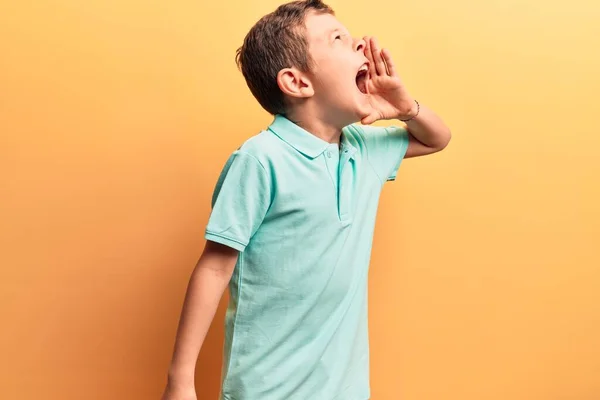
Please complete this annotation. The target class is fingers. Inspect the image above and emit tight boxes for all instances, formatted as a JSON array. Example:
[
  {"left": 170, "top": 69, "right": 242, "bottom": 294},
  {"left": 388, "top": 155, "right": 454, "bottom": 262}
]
[
  {"left": 370, "top": 37, "right": 387, "bottom": 76},
  {"left": 361, "top": 111, "right": 380, "bottom": 125},
  {"left": 381, "top": 48, "right": 396, "bottom": 77},
  {"left": 363, "top": 37, "right": 395, "bottom": 77},
  {"left": 361, "top": 114, "right": 375, "bottom": 125},
  {"left": 363, "top": 36, "right": 377, "bottom": 77}
]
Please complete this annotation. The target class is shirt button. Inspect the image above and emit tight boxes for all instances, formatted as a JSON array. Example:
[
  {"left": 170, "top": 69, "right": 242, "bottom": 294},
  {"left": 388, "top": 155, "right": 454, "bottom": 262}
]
[{"left": 326, "top": 151, "right": 332, "bottom": 158}]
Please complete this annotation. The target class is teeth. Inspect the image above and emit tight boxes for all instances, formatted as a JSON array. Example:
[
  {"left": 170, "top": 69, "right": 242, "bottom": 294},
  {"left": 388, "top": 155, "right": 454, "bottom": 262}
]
[{"left": 359, "top": 64, "right": 368, "bottom": 72}]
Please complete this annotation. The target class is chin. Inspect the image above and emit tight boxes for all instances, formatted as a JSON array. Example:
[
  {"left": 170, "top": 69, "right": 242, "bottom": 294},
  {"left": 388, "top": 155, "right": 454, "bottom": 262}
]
[
  {"left": 339, "top": 109, "right": 368, "bottom": 127},
  {"left": 342, "top": 105, "right": 368, "bottom": 126}
]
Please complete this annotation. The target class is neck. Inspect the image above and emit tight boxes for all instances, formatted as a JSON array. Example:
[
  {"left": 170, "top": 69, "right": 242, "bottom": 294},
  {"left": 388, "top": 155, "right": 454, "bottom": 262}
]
[{"left": 285, "top": 104, "right": 347, "bottom": 144}]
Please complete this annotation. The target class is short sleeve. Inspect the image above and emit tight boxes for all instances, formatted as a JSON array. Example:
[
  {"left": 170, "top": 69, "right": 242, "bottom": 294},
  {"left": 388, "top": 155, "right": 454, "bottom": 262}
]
[
  {"left": 205, "top": 151, "right": 271, "bottom": 252},
  {"left": 357, "top": 124, "right": 410, "bottom": 182}
]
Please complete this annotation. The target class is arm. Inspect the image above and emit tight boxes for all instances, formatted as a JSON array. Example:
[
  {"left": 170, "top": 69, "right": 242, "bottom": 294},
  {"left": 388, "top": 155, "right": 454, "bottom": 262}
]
[
  {"left": 163, "top": 240, "right": 238, "bottom": 396},
  {"left": 401, "top": 102, "right": 452, "bottom": 158},
  {"left": 163, "top": 150, "right": 270, "bottom": 399}
]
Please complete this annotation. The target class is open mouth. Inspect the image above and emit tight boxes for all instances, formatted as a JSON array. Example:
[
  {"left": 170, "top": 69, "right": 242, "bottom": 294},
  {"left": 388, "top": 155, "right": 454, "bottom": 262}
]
[{"left": 355, "top": 63, "right": 369, "bottom": 94}]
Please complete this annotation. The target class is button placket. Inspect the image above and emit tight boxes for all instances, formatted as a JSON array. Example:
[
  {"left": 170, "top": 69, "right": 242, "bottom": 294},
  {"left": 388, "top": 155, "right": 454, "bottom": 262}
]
[
  {"left": 324, "top": 145, "right": 340, "bottom": 193},
  {"left": 337, "top": 147, "right": 356, "bottom": 222}
]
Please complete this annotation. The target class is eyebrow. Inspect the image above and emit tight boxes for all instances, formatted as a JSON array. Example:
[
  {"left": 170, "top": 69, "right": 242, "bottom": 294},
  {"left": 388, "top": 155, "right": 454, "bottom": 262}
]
[{"left": 328, "top": 28, "right": 339, "bottom": 37}]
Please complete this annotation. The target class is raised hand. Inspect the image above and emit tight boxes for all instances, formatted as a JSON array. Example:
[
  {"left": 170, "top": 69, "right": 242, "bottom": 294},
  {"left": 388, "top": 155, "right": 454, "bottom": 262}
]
[{"left": 362, "top": 36, "right": 416, "bottom": 125}]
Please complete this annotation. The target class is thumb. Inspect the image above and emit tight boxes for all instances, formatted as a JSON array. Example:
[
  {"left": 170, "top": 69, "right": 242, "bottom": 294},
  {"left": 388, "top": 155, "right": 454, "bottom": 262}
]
[{"left": 361, "top": 112, "right": 378, "bottom": 125}]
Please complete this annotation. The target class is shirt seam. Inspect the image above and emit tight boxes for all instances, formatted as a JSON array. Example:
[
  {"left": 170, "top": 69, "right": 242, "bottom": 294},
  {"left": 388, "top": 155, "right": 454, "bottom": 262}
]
[
  {"left": 234, "top": 149, "right": 275, "bottom": 208},
  {"left": 234, "top": 150, "right": 269, "bottom": 174},
  {"left": 222, "top": 252, "right": 245, "bottom": 391}
]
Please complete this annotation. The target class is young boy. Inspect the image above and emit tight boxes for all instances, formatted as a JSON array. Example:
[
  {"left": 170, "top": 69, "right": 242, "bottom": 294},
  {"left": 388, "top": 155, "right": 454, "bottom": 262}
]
[{"left": 162, "top": 1, "right": 451, "bottom": 399}]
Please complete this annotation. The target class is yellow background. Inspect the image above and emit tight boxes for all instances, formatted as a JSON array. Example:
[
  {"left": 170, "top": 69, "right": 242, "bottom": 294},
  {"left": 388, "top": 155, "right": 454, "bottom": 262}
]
[{"left": 1, "top": 0, "right": 599, "bottom": 399}]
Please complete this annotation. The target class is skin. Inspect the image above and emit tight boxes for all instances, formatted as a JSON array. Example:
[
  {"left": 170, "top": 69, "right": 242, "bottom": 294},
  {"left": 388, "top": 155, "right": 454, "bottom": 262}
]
[
  {"left": 278, "top": 12, "right": 452, "bottom": 157},
  {"left": 162, "top": 241, "right": 237, "bottom": 400},
  {"left": 162, "top": 10, "right": 452, "bottom": 400}
]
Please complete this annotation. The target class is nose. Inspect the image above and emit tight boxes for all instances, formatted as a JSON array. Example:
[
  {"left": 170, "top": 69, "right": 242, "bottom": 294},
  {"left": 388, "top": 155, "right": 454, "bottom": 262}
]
[{"left": 354, "top": 37, "right": 366, "bottom": 53}]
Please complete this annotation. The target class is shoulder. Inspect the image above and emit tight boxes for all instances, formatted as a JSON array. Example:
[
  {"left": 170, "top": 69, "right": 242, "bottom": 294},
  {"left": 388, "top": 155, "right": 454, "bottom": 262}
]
[
  {"left": 344, "top": 123, "right": 409, "bottom": 149},
  {"left": 343, "top": 123, "right": 402, "bottom": 152},
  {"left": 235, "top": 130, "right": 280, "bottom": 163},
  {"left": 217, "top": 130, "right": 284, "bottom": 179},
  {"left": 344, "top": 123, "right": 407, "bottom": 138},
  {"left": 211, "top": 131, "right": 276, "bottom": 199}
]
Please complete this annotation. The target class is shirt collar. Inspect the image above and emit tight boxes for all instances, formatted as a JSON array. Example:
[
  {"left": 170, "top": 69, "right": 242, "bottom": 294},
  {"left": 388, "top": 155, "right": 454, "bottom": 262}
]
[{"left": 268, "top": 115, "right": 332, "bottom": 159}]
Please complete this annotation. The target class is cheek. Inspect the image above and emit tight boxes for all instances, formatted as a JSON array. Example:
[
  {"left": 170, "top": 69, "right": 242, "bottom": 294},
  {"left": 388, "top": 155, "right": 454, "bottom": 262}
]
[
  {"left": 311, "top": 58, "right": 354, "bottom": 97},
  {"left": 314, "top": 68, "right": 340, "bottom": 91},
  {"left": 320, "top": 67, "right": 350, "bottom": 90},
  {"left": 313, "top": 55, "right": 345, "bottom": 83}
]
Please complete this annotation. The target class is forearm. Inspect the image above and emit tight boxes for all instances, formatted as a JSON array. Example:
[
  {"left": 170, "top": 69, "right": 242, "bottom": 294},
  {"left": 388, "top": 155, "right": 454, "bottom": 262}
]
[
  {"left": 167, "top": 257, "right": 233, "bottom": 385},
  {"left": 401, "top": 102, "right": 451, "bottom": 150}
]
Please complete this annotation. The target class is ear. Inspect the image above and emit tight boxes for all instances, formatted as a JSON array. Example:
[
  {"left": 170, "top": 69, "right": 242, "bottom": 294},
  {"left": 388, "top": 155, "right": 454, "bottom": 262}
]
[{"left": 277, "top": 68, "right": 314, "bottom": 99}]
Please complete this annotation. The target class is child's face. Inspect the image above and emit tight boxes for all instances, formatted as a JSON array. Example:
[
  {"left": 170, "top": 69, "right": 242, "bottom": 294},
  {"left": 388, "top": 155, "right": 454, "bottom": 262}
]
[{"left": 304, "top": 12, "right": 371, "bottom": 125}]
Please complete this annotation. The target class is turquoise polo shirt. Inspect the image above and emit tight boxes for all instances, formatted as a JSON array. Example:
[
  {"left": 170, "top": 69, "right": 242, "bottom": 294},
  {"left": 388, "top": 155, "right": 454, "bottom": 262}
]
[{"left": 205, "top": 115, "right": 409, "bottom": 400}]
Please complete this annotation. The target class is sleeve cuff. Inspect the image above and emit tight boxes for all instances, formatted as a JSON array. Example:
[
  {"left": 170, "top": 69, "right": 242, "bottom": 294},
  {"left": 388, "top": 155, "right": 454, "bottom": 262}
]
[
  {"left": 387, "top": 160, "right": 402, "bottom": 181},
  {"left": 205, "top": 231, "right": 247, "bottom": 252}
]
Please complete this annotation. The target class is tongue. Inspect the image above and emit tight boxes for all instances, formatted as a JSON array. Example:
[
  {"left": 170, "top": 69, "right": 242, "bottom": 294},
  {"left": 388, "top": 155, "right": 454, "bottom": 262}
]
[{"left": 356, "top": 73, "right": 368, "bottom": 94}]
